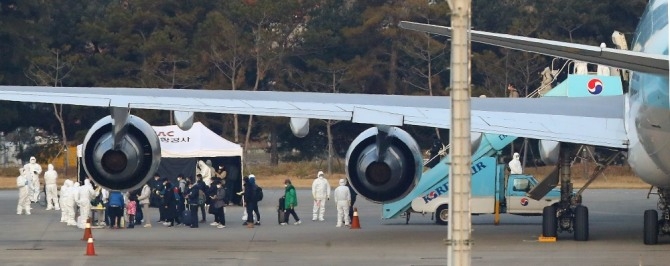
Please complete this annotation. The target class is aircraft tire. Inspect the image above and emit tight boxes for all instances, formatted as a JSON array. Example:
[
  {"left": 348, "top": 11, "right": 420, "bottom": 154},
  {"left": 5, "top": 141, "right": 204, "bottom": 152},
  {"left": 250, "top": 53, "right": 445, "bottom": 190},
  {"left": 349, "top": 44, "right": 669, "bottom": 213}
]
[
  {"left": 574, "top": 205, "right": 589, "bottom": 241},
  {"left": 542, "top": 205, "right": 557, "bottom": 237},
  {"left": 436, "top": 205, "right": 448, "bottom": 225},
  {"left": 643, "top": 209, "right": 659, "bottom": 245}
]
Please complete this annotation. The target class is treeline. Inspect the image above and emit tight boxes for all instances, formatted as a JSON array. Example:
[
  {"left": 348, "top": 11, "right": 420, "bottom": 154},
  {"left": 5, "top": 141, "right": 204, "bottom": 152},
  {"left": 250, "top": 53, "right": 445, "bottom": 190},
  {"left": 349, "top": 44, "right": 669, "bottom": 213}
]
[{"left": 0, "top": 0, "right": 646, "bottom": 161}]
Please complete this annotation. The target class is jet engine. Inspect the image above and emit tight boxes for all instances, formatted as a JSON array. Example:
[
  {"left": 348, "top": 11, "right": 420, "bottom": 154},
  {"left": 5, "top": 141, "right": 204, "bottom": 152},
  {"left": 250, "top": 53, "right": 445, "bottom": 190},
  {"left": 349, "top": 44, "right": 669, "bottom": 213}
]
[
  {"left": 346, "top": 126, "right": 423, "bottom": 203},
  {"left": 82, "top": 115, "right": 161, "bottom": 191}
]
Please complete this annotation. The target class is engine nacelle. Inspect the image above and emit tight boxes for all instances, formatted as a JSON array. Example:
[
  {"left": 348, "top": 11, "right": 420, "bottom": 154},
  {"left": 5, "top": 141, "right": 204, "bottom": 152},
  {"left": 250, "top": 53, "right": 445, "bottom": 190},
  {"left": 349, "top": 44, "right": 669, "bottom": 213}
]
[
  {"left": 346, "top": 127, "right": 423, "bottom": 203},
  {"left": 82, "top": 115, "right": 161, "bottom": 191},
  {"left": 290, "top": 117, "right": 309, "bottom": 138}
]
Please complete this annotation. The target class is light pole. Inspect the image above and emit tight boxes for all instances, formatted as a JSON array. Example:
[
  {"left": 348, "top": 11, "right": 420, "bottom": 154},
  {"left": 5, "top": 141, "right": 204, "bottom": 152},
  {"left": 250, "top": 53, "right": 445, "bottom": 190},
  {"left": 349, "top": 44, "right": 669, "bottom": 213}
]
[{"left": 446, "top": 0, "right": 472, "bottom": 266}]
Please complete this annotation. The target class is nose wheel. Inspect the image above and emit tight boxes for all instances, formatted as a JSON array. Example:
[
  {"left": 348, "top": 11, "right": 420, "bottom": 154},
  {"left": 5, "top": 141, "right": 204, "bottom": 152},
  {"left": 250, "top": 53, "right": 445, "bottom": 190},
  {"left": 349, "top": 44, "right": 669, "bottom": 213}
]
[{"left": 644, "top": 187, "right": 670, "bottom": 245}]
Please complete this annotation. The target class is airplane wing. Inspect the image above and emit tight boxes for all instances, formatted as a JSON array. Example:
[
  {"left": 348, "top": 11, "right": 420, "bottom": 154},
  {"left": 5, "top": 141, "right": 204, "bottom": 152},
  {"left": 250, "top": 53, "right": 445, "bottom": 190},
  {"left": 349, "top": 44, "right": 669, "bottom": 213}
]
[
  {"left": 398, "top": 21, "right": 669, "bottom": 75},
  {"left": 0, "top": 85, "right": 628, "bottom": 148}
]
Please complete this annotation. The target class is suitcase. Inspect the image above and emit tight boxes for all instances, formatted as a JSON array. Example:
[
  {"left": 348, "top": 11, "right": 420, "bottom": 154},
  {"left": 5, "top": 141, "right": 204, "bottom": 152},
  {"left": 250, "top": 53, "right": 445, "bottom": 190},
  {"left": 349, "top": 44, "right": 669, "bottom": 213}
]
[
  {"left": 181, "top": 205, "right": 193, "bottom": 226},
  {"left": 277, "top": 196, "right": 286, "bottom": 224}
]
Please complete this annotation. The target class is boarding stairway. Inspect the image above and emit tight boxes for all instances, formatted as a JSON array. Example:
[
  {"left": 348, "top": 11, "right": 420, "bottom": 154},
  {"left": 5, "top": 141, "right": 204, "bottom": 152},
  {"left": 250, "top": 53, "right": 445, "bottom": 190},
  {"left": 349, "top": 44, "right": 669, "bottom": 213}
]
[{"left": 380, "top": 62, "right": 624, "bottom": 220}]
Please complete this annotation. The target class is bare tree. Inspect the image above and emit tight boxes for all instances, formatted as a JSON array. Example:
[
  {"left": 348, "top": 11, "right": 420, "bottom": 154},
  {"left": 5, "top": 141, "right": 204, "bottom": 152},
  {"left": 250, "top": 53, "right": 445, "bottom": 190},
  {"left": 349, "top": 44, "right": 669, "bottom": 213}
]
[
  {"left": 198, "top": 11, "right": 250, "bottom": 143},
  {"left": 25, "top": 48, "right": 74, "bottom": 175},
  {"left": 241, "top": 1, "right": 305, "bottom": 156}
]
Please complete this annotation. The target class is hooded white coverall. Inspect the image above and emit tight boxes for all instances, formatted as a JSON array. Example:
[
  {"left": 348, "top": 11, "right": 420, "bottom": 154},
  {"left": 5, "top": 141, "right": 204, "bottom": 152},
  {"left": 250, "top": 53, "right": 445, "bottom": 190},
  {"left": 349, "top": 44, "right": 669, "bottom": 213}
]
[
  {"left": 311, "top": 171, "right": 331, "bottom": 221},
  {"left": 77, "top": 179, "right": 96, "bottom": 229},
  {"left": 206, "top": 159, "right": 216, "bottom": 179},
  {"left": 66, "top": 182, "right": 79, "bottom": 226},
  {"left": 60, "top": 180, "right": 72, "bottom": 222},
  {"left": 27, "top": 156, "right": 42, "bottom": 202},
  {"left": 197, "top": 160, "right": 212, "bottom": 186},
  {"left": 509, "top": 152, "right": 523, "bottom": 174},
  {"left": 16, "top": 166, "right": 31, "bottom": 215},
  {"left": 333, "top": 179, "right": 351, "bottom": 227},
  {"left": 44, "top": 164, "right": 60, "bottom": 210}
]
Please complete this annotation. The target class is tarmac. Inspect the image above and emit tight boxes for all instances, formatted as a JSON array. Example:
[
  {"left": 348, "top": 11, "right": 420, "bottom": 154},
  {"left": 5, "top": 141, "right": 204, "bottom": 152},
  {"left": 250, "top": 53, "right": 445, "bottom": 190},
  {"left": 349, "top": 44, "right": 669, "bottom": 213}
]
[{"left": 0, "top": 188, "right": 668, "bottom": 266}]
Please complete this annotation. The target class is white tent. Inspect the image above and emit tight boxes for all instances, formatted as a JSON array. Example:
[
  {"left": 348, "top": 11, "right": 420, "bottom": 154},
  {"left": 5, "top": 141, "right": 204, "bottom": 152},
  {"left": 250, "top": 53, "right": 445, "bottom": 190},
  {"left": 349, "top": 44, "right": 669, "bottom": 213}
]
[{"left": 154, "top": 122, "right": 243, "bottom": 158}]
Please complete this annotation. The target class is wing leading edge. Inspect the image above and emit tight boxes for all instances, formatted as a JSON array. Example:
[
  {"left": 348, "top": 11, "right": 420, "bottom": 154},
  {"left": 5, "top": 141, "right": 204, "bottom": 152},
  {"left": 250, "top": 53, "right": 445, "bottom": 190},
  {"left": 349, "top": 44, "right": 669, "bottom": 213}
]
[
  {"left": 398, "top": 21, "right": 669, "bottom": 75},
  {"left": 0, "top": 85, "right": 628, "bottom": 148}
]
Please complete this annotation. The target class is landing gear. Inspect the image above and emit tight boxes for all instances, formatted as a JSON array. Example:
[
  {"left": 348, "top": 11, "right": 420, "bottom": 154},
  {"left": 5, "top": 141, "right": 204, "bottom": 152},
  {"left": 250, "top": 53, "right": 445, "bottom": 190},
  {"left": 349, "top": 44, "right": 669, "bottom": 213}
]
[
  {"left": 643, "top": 187, "right": 670, "bottom": 245},
  {"left": 542, "top": 205, "right": 557, "bottom": 237},
  {"left": 643, "top": 209, "right": 658, "bottom": 245},
  {"left": 573, "top": 205, "right": 589, "bottom": 241},
  {"left": 540, "top": 148, "right": 587, "bottom": 240}
]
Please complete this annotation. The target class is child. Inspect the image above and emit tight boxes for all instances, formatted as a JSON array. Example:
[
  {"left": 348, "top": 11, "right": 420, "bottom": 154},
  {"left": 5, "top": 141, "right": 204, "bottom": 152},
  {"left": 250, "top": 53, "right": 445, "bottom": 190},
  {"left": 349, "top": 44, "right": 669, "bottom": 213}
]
[{"left": 127, "top": 194, "right": 137, "bottom": 229}]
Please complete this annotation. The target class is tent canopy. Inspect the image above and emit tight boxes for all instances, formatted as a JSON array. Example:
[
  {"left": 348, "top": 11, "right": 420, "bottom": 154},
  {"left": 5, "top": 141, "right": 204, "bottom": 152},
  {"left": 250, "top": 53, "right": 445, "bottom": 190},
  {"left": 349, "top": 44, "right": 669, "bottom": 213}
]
[{"left": 153, "top": 122, "right": 243, "bottom": 158}]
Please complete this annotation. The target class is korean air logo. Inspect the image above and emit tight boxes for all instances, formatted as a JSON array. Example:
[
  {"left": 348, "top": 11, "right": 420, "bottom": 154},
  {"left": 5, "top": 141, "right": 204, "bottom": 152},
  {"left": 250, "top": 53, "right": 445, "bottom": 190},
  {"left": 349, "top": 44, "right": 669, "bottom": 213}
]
[
  {"left": 587, "top": 78, "right": 603, "bottom": 95},
  {"left": 520, "top": 198, "right": 529, "bottom": 206}
]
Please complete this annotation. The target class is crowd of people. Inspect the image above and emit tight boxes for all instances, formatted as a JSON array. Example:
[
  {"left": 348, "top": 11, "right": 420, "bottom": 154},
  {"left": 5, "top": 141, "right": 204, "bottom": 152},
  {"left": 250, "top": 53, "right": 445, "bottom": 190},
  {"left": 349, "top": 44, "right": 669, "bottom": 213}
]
[{"left": 16, "top": 157, "right": 360, "bottom": 230}]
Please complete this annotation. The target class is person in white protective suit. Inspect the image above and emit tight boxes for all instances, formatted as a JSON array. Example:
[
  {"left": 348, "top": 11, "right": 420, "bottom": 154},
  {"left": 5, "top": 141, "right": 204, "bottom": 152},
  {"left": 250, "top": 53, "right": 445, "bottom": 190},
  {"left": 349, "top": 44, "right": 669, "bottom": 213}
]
[
  {"left": 197, "top": 160, "right": 212, "bottom": 187},
  {"left": 16, "top": 166, "right": 32, "bottom": 215},
  {"left": 27, "top": 156, "right": 43, "bottom": 203},
  {"left": 59, "top": 179, "right": 72, "bottom": 222},
  {"left": 311, "top": 171, "right": 331, "bottom": 221},
  {"left": 77, "top": 179, "right": 97, "bottom": 229},
  {"left": 44, "top": 164, "right": 60, "bottom": 210},
  {"left": 206, "top": 159, "right": 216, "bottom": 178},
  {"left": 509, "top": 152, "right": 523, "bottom": 174},
  {"left": 574, "top": 61, "right": 588, "bottom": 75},
  {"left": 66, "top": 182, "right": 80, "bottom": 226},
  {"left": 333, "top": 179, "right": 351, "bottom": 227}
]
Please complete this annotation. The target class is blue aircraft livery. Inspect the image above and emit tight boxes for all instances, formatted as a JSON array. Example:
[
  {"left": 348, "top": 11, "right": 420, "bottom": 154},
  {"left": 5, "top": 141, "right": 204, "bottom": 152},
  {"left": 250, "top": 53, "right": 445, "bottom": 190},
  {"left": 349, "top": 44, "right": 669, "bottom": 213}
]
[{"left": 421, "top": 160, "right": 489, "bottom": 204}]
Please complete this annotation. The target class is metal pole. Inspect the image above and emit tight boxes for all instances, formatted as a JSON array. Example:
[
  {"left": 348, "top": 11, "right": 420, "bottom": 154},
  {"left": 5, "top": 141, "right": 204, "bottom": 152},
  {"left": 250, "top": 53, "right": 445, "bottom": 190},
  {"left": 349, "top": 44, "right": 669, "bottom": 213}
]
[{"left": 447, "top": 0, "right": 472, "bottom": 266}]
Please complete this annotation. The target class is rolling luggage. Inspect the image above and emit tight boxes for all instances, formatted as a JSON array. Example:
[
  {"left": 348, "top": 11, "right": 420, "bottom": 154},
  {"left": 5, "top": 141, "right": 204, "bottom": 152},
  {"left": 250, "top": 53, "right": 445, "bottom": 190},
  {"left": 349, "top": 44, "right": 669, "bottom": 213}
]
[
  {"left": 277, "top": 196, "right": 285, "bottom": 224},
  {"left": 181, "top": 204, "right": 193, "bottom": 226}
]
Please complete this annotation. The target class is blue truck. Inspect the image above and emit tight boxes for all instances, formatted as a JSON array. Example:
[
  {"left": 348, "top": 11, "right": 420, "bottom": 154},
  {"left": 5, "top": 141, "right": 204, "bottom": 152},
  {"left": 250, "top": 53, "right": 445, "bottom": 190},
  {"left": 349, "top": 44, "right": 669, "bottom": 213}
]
[{"left": 407, "top": 156, "right": 561, "bottom": 225}]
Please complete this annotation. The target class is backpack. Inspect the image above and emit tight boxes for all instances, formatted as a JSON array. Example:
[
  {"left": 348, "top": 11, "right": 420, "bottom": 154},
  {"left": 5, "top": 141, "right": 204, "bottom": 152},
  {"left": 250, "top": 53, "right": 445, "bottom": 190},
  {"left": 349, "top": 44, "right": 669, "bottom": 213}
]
[
  {"left": 255, "top": 186, "right": 264, "bottom": 202},
  {"left": 198, "top": 189, "right": 206, "bottom": 205}
]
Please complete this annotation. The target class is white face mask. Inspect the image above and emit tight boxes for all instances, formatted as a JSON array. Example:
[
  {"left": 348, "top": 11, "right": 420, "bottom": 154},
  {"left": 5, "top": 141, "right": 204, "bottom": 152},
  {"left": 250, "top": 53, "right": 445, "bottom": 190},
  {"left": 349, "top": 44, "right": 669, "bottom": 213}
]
[{"left": 284, "top": 184, "right": 288, "bottom": 187}]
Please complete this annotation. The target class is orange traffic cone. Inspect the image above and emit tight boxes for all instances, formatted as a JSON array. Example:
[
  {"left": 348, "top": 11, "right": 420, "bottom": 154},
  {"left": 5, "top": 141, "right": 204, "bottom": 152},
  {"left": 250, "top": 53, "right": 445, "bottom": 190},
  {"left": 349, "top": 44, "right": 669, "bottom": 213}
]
[
  {"left": 82, "top": 218, "right": 93, "bottom": 241},
  {"left": 350, "top": 208, "right": 361, "bottom": 229},
  {"left": 85, "top": 237, "right": 96, "bottom": 256}
]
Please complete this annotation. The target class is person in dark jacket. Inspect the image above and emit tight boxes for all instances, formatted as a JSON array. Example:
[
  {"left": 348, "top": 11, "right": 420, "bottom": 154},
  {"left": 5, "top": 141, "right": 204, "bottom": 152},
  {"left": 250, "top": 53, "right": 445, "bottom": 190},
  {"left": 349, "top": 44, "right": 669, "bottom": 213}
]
[
  {"left": 149, "top": 174, "right": 163, "bottom": 209},
  {"left": 161, "top": 182, "right": 177, "bottom": 227},
  {"left": 242, "top": 175, "right": 257, "bottom": 227},
  {"left": 195, "top": 175, "right": 207, "bottom": 223},
  {"left": 186, "top": 182, "right": 199, "bottom": 228},
  {"left": 225, "top": 164, "right": 241, "bottom": 205},
  {"left": 427, "top": 135, "right": 442, "bottom": 168},
  {"left": 281, "top": 179, "right": 301, "bottom": 225},
  {"left": 212, "top": 182, "right": 226, "bottom": 228},
  {"left": 173, "top": 186, "right": 184, "bottom": 225}
]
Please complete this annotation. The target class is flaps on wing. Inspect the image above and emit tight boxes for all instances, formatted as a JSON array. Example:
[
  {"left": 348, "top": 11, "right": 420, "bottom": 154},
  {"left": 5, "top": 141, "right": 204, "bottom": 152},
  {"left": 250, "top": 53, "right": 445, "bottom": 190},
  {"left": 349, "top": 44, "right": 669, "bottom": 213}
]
[{"left": 399, "top": 21, "right": 669, "bottom": 75}]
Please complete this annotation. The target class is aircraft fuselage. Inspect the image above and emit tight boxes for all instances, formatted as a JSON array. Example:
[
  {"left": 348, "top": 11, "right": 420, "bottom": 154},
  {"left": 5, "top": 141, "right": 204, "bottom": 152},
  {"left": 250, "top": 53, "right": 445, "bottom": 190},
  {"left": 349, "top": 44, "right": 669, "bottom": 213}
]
[{"left": 626, "top": 0, "right": 670, "bottom": 187}]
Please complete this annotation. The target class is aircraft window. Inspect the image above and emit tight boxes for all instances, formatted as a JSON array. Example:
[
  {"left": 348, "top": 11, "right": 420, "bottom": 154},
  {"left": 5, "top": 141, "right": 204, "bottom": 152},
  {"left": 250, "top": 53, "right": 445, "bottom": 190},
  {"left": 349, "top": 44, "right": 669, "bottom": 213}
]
[{"left": 512, "top": 179, "right": 530, "bottom": 192}]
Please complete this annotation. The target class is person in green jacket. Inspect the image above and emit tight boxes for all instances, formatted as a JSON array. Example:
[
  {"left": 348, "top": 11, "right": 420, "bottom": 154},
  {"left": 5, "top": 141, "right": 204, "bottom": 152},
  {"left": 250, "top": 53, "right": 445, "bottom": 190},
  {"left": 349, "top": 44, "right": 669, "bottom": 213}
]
[{"left": 281, "top": 179, "right": 302, "bottom": 225}]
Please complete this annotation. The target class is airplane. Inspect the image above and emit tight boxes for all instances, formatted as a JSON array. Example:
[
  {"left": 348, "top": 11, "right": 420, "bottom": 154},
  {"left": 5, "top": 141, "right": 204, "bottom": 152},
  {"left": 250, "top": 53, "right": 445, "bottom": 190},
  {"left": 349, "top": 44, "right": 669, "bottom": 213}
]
[
  {"left": 399, "top": 0, "right": 669, "bottom": 244},
  {"left": 0, "top": 0, "right": 665, "bottom": 244}
]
